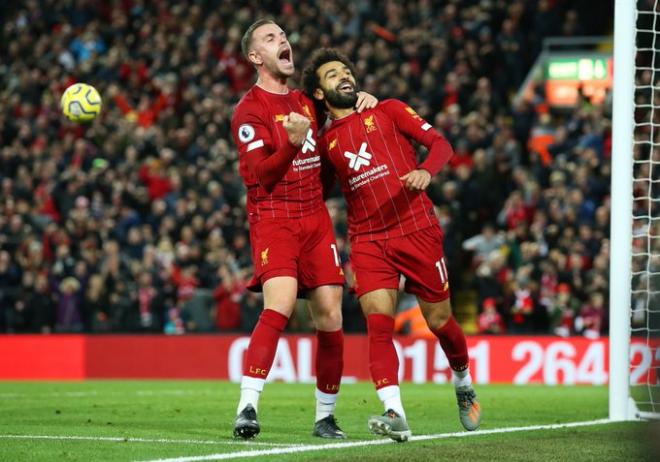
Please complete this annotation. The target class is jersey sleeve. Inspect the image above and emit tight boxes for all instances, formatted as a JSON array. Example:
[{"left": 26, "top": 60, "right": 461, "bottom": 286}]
[
  {"left": 231, "top": 102, "right": 298, "bottom": 192},
  {"left": 380, "top": 99, "right": 454, "bottom": 176},
  {"left": 318, "top": 141, "right": 337, "bottom": 200}
]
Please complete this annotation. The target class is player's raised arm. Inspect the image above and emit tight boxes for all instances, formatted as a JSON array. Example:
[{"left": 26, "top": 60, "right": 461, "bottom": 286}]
[
  {"left": 381, "top": 99, "right": 454, "bottom": 188},
  {"left": 231, "top": 109, "right": 306, "bottom": 193}
]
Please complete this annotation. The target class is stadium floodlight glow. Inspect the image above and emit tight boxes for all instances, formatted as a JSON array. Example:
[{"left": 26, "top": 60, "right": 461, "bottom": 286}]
[{"left": 611, "top": 0, "right": 660, "bottom": 421}]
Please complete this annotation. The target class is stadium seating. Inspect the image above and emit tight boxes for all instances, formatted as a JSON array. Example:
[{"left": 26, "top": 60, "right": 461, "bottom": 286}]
[{"left": 0, "top": 1, "right": 613, "bottom": 336}]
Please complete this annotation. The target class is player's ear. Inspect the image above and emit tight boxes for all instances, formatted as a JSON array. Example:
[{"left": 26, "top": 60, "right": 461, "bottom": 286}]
[
  {"left": 313, "top": 88, "right": 324, "bottom": 101},
  {"left": 248, "top": 50, "right": 263, "bottom": 66}
]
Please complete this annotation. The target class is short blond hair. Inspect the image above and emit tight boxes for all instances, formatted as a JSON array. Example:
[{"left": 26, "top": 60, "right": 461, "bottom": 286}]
[{"left": 241, "top": 18, "right": 276, "bottom": 59}]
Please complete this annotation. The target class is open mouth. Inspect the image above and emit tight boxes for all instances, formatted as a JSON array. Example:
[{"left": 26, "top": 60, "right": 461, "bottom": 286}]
[
  {"left": 338, "top": 80, "right": 354, "bottom": 93},
  {"left": 278, "top": 48, "right": 292, "bottom": 64}
]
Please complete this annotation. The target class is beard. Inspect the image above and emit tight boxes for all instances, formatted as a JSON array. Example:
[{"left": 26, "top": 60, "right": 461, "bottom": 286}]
[{"left": 325, "top": 84, "right": 359, "bottom": 109}]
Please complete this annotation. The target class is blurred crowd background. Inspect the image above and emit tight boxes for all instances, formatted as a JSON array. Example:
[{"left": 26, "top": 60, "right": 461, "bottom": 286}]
[{"left": 0, "top": 0, "right": 623, "bottom": 337}]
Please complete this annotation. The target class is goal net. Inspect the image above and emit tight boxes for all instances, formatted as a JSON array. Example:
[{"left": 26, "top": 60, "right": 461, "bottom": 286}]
[{"left": 611, "top": 0, "right": 660, "bottom": 421}]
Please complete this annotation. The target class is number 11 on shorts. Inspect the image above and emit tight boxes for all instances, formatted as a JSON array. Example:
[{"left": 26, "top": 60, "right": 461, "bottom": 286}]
[{"left": 435, "top": 258, "right": 448, "bottom": 285}]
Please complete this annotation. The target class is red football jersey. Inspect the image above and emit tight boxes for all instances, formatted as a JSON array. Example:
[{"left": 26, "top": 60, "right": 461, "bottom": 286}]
[
  {"left": 231, "top": 86, "right": 324, "bottom": 221},
  {"left": 320, "top": 99, "right": 454, "bottom": 242}
]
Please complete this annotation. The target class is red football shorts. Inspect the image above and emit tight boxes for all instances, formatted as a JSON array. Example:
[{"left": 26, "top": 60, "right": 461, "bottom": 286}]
[
  {"left": 248, "top": 208, "right": 345, "bottom": 292},
  {"left": 350, "top": 224, "right": 450, "bottom": 302}
]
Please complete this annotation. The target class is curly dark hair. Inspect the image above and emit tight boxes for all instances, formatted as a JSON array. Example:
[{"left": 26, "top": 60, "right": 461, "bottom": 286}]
[{"left": 302, "top": 48, "right": 357, "bottom": 99}]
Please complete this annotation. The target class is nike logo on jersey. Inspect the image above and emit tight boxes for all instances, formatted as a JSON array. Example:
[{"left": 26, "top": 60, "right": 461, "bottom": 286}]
[{"left": 344, "top": 142, "right": 372, "bottom": 171}]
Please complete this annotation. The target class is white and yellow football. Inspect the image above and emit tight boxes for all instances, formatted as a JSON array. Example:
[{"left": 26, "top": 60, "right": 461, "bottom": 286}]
[{"left": 60, "top": 83, "right": 102, "bottom": 122}]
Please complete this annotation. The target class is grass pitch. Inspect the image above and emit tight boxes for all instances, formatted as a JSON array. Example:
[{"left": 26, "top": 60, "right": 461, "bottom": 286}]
[{"left": 0, "top": 381, "right": 652, "bottom": 461}]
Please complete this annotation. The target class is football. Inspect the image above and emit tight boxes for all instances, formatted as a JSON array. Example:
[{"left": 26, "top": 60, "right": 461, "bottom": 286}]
[{"left": 60, "top": 83, "right": 102, "bottom": 122}]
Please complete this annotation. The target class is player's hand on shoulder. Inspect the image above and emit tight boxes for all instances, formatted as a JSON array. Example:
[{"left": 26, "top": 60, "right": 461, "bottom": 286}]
[
  {"left": 355, "top": 92, "right": 378, "bottom": 113},
  {"left": 283, "top": 111, "right": 311, "bottom": 146},
  {"left": 400, "top": 169, "right": 432, "bottom": 191}
]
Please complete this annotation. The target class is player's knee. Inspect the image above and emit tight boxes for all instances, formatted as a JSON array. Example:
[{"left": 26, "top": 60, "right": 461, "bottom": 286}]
[
  {"left": 421, "top": 299, "right": 452, "bottom": 330},
  {"left": 314, "top": 306, "right": 343, "bottom": 331},
  {"left": 263, "top": 293, "right": 297, "bottom": 316},
  {"left": 360, "top": 303, "right": 391, "bottom": 316},
  {"left": 430, "top": 310, "right": 451, "bottom": 330},
  {"left": 263, "top": 277, "right": 298, "bottom": 314}
]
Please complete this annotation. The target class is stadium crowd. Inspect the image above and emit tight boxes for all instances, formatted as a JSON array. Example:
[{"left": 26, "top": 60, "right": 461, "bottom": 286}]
[{"left": 0, "top": 0, "right": 617, "bottom": 336}]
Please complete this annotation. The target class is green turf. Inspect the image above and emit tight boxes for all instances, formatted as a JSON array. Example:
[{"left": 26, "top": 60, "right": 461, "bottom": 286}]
[
  {"left": 631, "top": 385, "right": 660, "bottom": 414},
  {"left": 0, "top": 381, "right": 652, "bottom": 461}
]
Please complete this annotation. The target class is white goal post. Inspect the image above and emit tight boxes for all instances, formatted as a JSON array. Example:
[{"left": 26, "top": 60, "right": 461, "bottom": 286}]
[
  {"left": 610, "top": 0, "right": 660, "bottom": 421},
  {"left": 610, "top": 0, "right": 635, "bottom": 422}
]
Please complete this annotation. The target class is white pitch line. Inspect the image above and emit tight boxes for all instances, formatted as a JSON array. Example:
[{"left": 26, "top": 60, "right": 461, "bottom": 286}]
[
  {"left": 0, "top": 434, "right": 296, "bottom": 447},
  {"left": 0, "top": 390, "right": 222, "bottom": 400},
  {"left": 137, "top": 418, "right": 617, "bottom": 462}
]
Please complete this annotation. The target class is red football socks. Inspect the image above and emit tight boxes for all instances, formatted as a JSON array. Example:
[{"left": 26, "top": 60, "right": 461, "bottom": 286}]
[
  {"left": 243, "top": 309, "right": 289, "bottom": 379},
  {"left": 433, "top": 316, "right": 469, "bottom": 371},
  {"left": 367, "top": 313, "right": 399, "bottom": 389},
  {"left": 316, "top": 329, "right": 344, "bottom": 394}
]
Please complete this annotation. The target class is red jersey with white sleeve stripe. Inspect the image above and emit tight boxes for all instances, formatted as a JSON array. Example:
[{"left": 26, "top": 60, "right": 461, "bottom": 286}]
[
  {"left": 231, "top": 85, "right": 324, "bottom": 222},
  {"left": 319, "top": 99, "right": 454, "bottom": 243}
]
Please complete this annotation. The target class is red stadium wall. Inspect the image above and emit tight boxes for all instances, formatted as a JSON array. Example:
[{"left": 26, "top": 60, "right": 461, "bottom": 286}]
[{"left": 0, "top": 335, "right": 657, "bottom": 385}]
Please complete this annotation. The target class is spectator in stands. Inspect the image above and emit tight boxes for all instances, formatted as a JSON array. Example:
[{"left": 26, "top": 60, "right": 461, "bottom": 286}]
[
  {"left": 213, "top": 265, "right": 244, "bottom": 331},
  {"left": 81, "top": 273, "right": 111, "bottom": 332},
  {"left": 0, "top": 0, "right": 615, "bottom": 335},
  {"left": 549, "top": 283, "right": 579, "bottom": 337},
  {"left": 164, "top": 308, "right": 185, "bottom": 335},
  {"left": 575, "top": 292, "right": 606, "bottom": 339},
  {"left": 54, "top": 276, "right": 82, "bottom": 332},
  {"left": 182, "top": 289, "right": 215, "bottom": 332},
  {"left": 477, "top": 298, "right": 505, "bottom": 335},
  {"left": 462, "top": 223, "right": 505, "bottom": 267}
]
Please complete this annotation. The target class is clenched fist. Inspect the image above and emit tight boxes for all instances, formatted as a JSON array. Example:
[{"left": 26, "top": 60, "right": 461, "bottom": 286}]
[{"left": 283, "top": 112, "right": 311, "bottom": 146}]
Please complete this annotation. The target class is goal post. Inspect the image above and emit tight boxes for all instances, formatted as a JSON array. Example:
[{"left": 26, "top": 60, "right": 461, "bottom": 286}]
[
  {"left": 612, "top": 0, "right": 660, "bottom": 422},
  {"left": 609, "top": 0, "right": 635, "bottom": 422}
]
